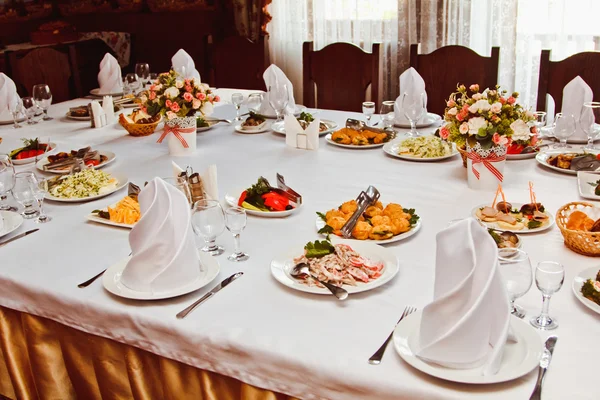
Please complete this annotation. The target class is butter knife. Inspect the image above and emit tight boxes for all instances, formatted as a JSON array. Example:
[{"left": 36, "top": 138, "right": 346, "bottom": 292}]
[
  {"left": 0, "top": 229, "right": 39, "bottom": 247},
  {"left": 529, "top": 336, "right": 558, "bottom": 400},
  {"left": 176, "top": 272, "right": 243, "bottom": 319}
]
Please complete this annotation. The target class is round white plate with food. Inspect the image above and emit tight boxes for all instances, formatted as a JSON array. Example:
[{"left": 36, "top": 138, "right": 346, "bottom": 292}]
[
  {"left": 103, "top": 252, "right": 220, "bottom": 300},
  {"left": 225, "top": 189, "right": 300, "bottom": 218},
  {"left": 535, "top": 150, "right": 600, "bottom": 175},
  {"left": 36, "top": 151, "right": 116, "bottom": 174},
  {"left": 383, "top": 140, "right": 458, "bottom": 161},
  {"left": 65, "top": 113, "right": 90, "bottom": 121},
  {"left": 262, "top": 105, "right": 306, "bottom": 119},
  {"left": 394, "top": 113, "right": 442, "bottom": 128},
  {"left": 10, "top": 142, "right": 57, "bottom": 165},
  {"left": 234, "top": 123, "right": 270, "bottom": 134},
  {"left": 315, "top": 216, "right": 421, "bottom": 244},
  {"left": 0, "top": 211, "right": 24, "bottom": 238},
  {"left": 471, "top": 203, "right": 554, "bottom": 233},
  {"left": 393, "top": 311, "right": 541, "bottom": 384},
  {"left": 45, "top": 172, "right": 128, "bottom": 203},
  {"left": 90, "top": 88, "right": 123, "bottom": 97},
  {"left": 572, "top": 267, "right": 600, "bottom": 315},
  {"left": 196, "top": 117, "right": 223, "bottom": 132},
  {"left": 271, "top": 238, "right": 399, "bottom": 295},
  {"left": 272, "top": 119, "right": 338, "bottom": 136},
  {"left": 325, "top": 133, "right": 389, "bottom": 149},
  {"left": 506, "top": 152, "right": 538, "bottom": 160},
  {"left": 0, "top": 116, "right": 25, "bottom": 125}
]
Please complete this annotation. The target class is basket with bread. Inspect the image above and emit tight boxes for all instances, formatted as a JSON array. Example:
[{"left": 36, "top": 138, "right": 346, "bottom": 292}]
[
  {"left": 556, "top": 201, "right": 600, "bottom": 256},
  {"left": 119, "top": 109, "right": 161, "bottom": 137}
]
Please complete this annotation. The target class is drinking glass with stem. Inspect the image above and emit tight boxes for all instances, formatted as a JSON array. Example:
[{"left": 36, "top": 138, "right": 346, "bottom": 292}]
[
  {"left": 401, "top": 92, "right": 426, "bottom": 137},
  {"left": 268, "top": 84, "right": 289, "bottom": 122},
  {"left": 224, "top": 206, "right": 249, "bottom": 262},
  {"left": 498, "top": 248, "right": 533, "bottom": 319},
  {"left": 124, "top": 73, "right": 140, "bottom": 96},
  {"left": 0, "top": 154, "right": 16, "bottom": 211},
  {"left": 246, "top": 93, "right": 263, "bottom": 114},
  {"left": 232, "top": 93, "right": 244, "bottom": 122},
  {"left": 191, "top": 199, "right": 225, "bottom": 256},
  {"left": 580, "top": 102, "right": 600, "bottom": 150},
  {"left": 362, "top": 101, "right": 375, "bottom": 126},
  {"left": 33, "top": 176, "right": 51, "bottom": 223},
  {"left": 379, "top": 100, "right": 395, "bottom": 129},
  {"left": 553, "top": 113, "right": 576, "bottom": 148},
  {"left": 32, "top": 84, "right": 52, "bottom": 120},
  {"left": 532, "top": 111, "right": 546, "bottom": 138},
  {"left": 135, "top": 63, "right": 150, "bottom": 88},
  {"left": 21, "top": 96, "right": 38, "bottom": 125},
  {"left": 530, "top": 261, "right": 564, "bottom": 330},
  {"left": 12, "top": 172, "right": 40, "bottom": 219},
  {"left": 8, "top": 97, "right": 23, "bottom": 129}
]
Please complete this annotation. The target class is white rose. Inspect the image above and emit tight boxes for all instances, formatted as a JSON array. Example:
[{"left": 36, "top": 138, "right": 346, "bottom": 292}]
[
  {"left": 472, "top": 93, "right": 483, "bottom": 101},
  {"left": 175, "top": 80, "right": 184, "bottom": 89},
  {"left": 447, "top": 107, "right": 458, "bottom": 116},
  {"left": 490, "top": 102, "right": 502, "bottom": 114},
  {"left": 164, "top": 87, "right": 179, "bottom": 99},
  {"left": 139, "top": 94, "right": 148, "bottom": 104},
  {"left": 459, "top": 122, "right": 469, "bottom": 134},
  {"left": 481, "top": 91, "right": 488, "bottom": 99},
  {"left": 154, "top": 84, "right": 163, "bottom": 91},
  {"left": 510, "top": 119, "right": 532, "bottom": 141},
  {"left": 192, "top": 98, "right": 201, "bottom": 109},
  {"left": 468, "top": 99, "right": 492, "bottom": 114},
  {"left": 201, "top": 83, "right": 210, "bottom": 92},
  {"left": 166, "top": 111, "right": 177, "bottom": 120},
  {"left": 468, "top": 116, "right": 488, "bottom": 136},
  {"left": 200, "top": 101, "right": 214, "bottom": 116}
]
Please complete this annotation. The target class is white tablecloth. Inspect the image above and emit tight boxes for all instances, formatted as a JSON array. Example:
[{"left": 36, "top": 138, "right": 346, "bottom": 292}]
[{"left": 0, "top": 100, "right": 597, "bottom": 400}]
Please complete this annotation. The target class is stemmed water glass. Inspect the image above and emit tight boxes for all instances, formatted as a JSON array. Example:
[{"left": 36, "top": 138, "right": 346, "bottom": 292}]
[
  {"left": 22, "top": 96, "right": 38, "bottom": 125},
  {"left": 224, "top": 206, "right": 249, "bottom": 262},
  {"left": 191, "top": 199, "right": 225, "bottom": 256},
  {"left": 0, "top": 154, "right": 16, "bottom": 212},
  {"left": 247, "top": 93, "right": 263, "bottom": 114},
  {"left": 32, "top": 84, "right": 52, "bottom": 121},
  {"left": 580, "top": 102, "right": 600, "bottom": 150},
  {"left": 401, "top": 92, "right": 426, "bottom": 137},
  {"left": 135, "top": 63, "right": 150, "bottom": 88},
  {"left": 553, "top": 113, "right": 575, "bottom": 148},
  {"left": 12, "top": 172, "right": 40, "bottom": 219},
  {"left": 8, "top": 97, "right": 23, "bottom": 129},
  {"left": 268, "top": 84, "right": 289, "bottom": 122},
  {"left": 124, "top": 73, "right": 140, "bottom": 96},
  {"left": 232, "top": 93, "right": 244, "bottom": 121},
  {"left": 148, "top": 72, "right": 159, "bottom": 84},
  {"left": 498, "top": 249, "right": 533, "bottom": 319},
  {"left": 530, "top": 261, "right": 565, "bottom": 330},
  {"left": 362, "top": 101, "right": 375, "bottom": 126},
  {"left": 379, "top": 100, "right": 395, "bottom": 128},
  {"left": 34, "top": 177, "right": 51, "bottom": 223}
]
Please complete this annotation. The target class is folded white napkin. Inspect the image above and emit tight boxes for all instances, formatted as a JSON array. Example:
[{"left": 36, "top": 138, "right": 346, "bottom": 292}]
[
  {"left": 562, "top": 76, "right": 593, "bottom": 141},
  {"left": 102, "top": 95, "right": 116, "bottom": 124},
  {"left": 171, "top": 49, "right": 201, "bottom": 81},
  {"left": 284, "top": 114, "right": 319, "bottom": 150},
  {"left": 416, "top": 218, "right": 514, "bottom": 376},
  {"left": 97, "top": 53, "right": 123, "bottom": 94},
  {"left": 121, "top": 177, "right": 200, "bottom": 293},
  {"left": 0, "top": 73, "right": 20, "bottom": 120},
  {"left": 394, "top": 67, "right": 428, "bottom": 124},
  {"left": 260, "top": 64, "right": 296, "bottom": 115},
  {"left": 171, "top": 161, "right": 218, "bottom": 201},
  {"left": 90, "top": 101, "right": 106, "bottom": 128}
]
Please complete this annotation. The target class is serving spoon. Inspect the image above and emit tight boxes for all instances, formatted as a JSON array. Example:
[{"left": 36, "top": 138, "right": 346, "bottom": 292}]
[{"left": 291, "top": 263, "right": 348, "bottom": 300}]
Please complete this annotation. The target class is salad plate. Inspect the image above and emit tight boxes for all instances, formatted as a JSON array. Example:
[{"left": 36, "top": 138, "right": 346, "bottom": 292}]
[
  {"left": 10, "top": 142, "right": 57, "bottom": 165},
  {"left": 577, "top": 171, "right": 600, "bottom": 200},
  {"left": 383, "top": 139, "right": 458, "bottom": 162},
  {"left": 272, "top": 119, "right": 337, "bottom": 136},
  {"left": 270, "top": 238, "right": 399, "bottom": 295},
  {"left": 225, "top": 189, "right": 300, "bottom": 218},
  {"left": 393, "top": 311, "right": 541, "bottom": 384},
  {"left": 315, "top": 216, "right": 421, "bottom": 244},
  {"left": 394, "top": 112, "right": 442, "bottom": 128},
  {"left": 36, "top": 151, "right": 116, "bottom": 174},
  {"left": 471, "top": 202, "right": 554, "bottom": 234},
  {"left": 45, "top": 171, "right": 128, "bottom": 203},
  {"left": 0, "top": 211, "right": 24, "bottom": 238},
  {"left": 572, "top": 267, "right": 600, "bottom": 315}
]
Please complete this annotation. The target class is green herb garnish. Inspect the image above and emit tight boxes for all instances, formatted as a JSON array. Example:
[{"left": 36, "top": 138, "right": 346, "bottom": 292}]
[
  {"left": 403, "top": 208, "right": 420, "bottom": 226},
  {"left": 581, "top": 279, "right": 600, "bottom": 305},
  {"left": 196, "top": 117, "right": 209, "bottom": 128},
  {"left": 298, "top": 112, "right": 314, "bottom": 123},
  {"left": 488, "top": 228, "right": 501, "bottom": 245},
  {"left": 316, "top": 211, "right": 327, "bottom": 222},
  {"left": 304, "top": 239, "right": 335, "bottom": 258},
  {"left": 527, "top": 220, "right": 542, "bottom": 229}
]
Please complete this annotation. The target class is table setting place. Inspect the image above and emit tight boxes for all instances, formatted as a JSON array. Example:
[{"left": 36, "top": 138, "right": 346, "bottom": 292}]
[{"left": 0, "top": 51, "right": 599, "bottom": 400}]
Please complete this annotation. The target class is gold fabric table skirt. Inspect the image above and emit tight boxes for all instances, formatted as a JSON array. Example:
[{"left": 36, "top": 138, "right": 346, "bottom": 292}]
[{"left": 0, "top": 306, "right": 298, "bottom": 400}]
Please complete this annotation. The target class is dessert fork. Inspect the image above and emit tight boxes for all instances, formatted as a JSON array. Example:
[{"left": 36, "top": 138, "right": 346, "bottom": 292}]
[{"left": 368, "top": 306, "right": 417, "bottom": 365}]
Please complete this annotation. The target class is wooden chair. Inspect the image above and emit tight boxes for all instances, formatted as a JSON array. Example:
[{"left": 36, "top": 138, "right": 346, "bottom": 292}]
[
  {"left": 537, "top": 50, "right": 600, "bottom": 112},
  {"left": 207, "top": 36, "right": 267, "bottom": 90},
  {"left": 303, "top": 42, "right": 380, "bottom": 112},
  {"left": 409, "top": 44, "right": 500, "bottom": 116},
  {"left": 70, "top": 39, "right": 118, "bottom": 98}
]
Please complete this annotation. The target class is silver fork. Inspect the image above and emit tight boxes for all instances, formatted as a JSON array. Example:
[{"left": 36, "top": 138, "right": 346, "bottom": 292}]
[{"left": 368, "top": 306, "right": 417, "bottom": 365}]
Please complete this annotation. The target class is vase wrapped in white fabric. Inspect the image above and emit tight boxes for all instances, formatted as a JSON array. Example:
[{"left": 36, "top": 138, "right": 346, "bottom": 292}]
[
  {"left": 171, "top": 49, "right": 201, "bottom": 81},
  {"left": 561, "top": 76, "right": 593, "bottom": 141},
  {"left": 121, "top": 178, "right": 200, "bottom": 293},
  {"left": 394, "top": 67, "right": 429, "bottom": 124},
  {"left": 97, "top": 53, "right": 123, "bottom": 94},
  {"left": 415, "top": 218, "right": 515, "bottom": 376},
  {"left": 259, "top": 64, "right": 297, "bottom": 116},
  {"left": 0, "top": 73, "right": 20, "bottom": 121},
  {"left": 157, "top": 116, "right": 197, "bottom": 156}
]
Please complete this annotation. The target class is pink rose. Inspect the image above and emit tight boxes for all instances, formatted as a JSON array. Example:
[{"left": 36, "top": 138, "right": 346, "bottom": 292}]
[
  {"left": 149, "top": 91, "right": 156, "bottom": 100},
  {"left": 531, "top": 126, "right": 538, "bottom": 134},
  {"left": 183, "top": 92, "right": 193, "bottom": 102},
  {"left": 185, "top": 85, "right": 193, "bottom": 93},
  {"left": 440, "top": 126, "right": 450, "bottom": 140},
  {"left": 192, "top": 98, "right": 201, "bottom": 109},
  {"left": 197, "top": 92, "right": 206, "bottom": 101},
  {"left": 149, "top": 84, "right": 156, "bottom": 91},
  {"left": 184, "top": 79, "right": 191, "bottom": 86},
  {"left": 447, "top": 99, "right": 456, "bottom": 108},
  {"left": 170, "top": 102, "right": 180, "bottom": 112},
  {"left": 492, "top": 132, "right": 509, "bottom": 146},
  {"left": 499, "top": 97, "right": 506, "bottom": 105},
  {"left": 507, "top": 96, "right": 516, "bottom": 105},
  {"left": 456, "top": 113, "right": 465, "bottom": 122},
  {"left": 462, "top": 104, "right": 470, "bottom": 112},
  {"left": 214, "top": 95, "right": 220, "bottom": 103},
  {"left": 207, "top": 95, "right": 214, "bottom": 102},
  {"left": 459, "top": 122, "right": 469, "bottom": 134},
  {"left": 165, "top": 99, "right": 172, "bottom": 108},
  {"left": 530, "top": 134, "right": 538, "bottom": 146},
  {"left": 469, "top": 84, "right": 480, "bottom": 92}
]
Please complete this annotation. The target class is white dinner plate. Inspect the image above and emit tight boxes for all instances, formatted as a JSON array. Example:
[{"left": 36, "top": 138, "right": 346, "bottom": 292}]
[
  {"left": 270, "top": 238, "right": 399, "bottom": 295},
  {"left": 535, "top": 150, "right": 600, "bottom": 176},
  {"left": 577, "top": 171, "right": 600, "bottom": 200},
  {"left": 572, "top": 267, "right": 600, "bottom": 315},
  {"left": 90, "top": 88, "right": 123, "bottom": 97},
  {"left": 10, "top": 143, "right": 57, "bottom": 165},
  {"left": 234, "top": 123, "right": 270, "bottom": 134},
  {"left": 36, "top": 151, "right": 116, "bottom": 174},
  {"left": 393, "top": 311, "right": 542, "bottom": 384},
  {"left": 394, "top": 113, "right": 442, "bottom": 128},
  {"left": 383, "top": 140, "right": 458, "bottom": 161},
  {"left": 103, "top": 252, "right": 220, "bottom": 300},
  {"left": 272, "top": 119, "right": 338, "bottom": 136},
  {"left": 0, "top": 116, "right": 25, "bottom": 125},
  {"left": 0, "top": 211, "right": 24, "bottom": 238},
  {"left": 262, "top": 105, "right": 306, "bottom": 119},
  {"left": 66, "top": 106, "right": 123, "bottom": 121},
  {"left": 315, "top": 215, "right": 421, "bottom": 244},
  {"left": 196, "top": 117, "right": 222, "bottom": 132},
  {"left": 506, "top": 151, "right": 539, "bottom": 160},
  {"left": 471, "top": 203, "right": 554, "bottom": 234},
  {"left": 325, "top": 133, "right": 389, "bottom": 149},
  {"left": 225, "top": 189, "right": 300, "bottom": 218},
  {"left": 45, "top": 172, "right": 128, "bottom": 203}
]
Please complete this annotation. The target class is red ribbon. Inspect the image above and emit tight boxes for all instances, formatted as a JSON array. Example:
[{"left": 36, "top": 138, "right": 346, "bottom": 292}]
[
  {"left": 157, "top": 125, "right": 195, "bottom": 148},
  {"left": 466, "top": 151, "right": 505, "bottom": 182}
]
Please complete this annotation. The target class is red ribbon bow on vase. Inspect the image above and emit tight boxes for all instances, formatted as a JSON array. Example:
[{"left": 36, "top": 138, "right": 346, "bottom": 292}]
[
  {"left": 157, "top": 125, "right": 194, "bottom": 148},
  {"left": 466, "top": 151, "right": 505, "bottom": 182}
]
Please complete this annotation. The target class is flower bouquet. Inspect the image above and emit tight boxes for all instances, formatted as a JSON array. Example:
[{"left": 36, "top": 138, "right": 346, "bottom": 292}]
[
  {"left": 440, "top": 84, "right": 535, "bottom": 190},
  {"left": 142, "top": 70, "right": 220, "bottom": 156}
]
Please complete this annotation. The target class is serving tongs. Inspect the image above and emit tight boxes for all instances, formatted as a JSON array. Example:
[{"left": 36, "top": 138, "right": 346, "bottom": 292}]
[
  {"left": 346, "top": 118, "right": 396, "bottom": 139},
  {"left": 259, "top": 175, "right": 302, "bottom": 205},
  {"left": 341, "top": 186, "right": 380, "bottom": 238}
]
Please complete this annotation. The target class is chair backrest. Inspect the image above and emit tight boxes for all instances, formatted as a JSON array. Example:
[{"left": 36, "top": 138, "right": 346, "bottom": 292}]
[
  {"left": 303, "top": 42, "right": 380, "bottom": 112},
  {"left": 537, "top": 50, "right": 600, "bottom": 112},
  {"left": 70, "top": 39, "right": 118, "bottom": 98},
  {"left": 207, "top": 36, "right": 267, "bottom": 90},
  {"left": 409, "top": 44, "right": 499, "bottom": 116}
]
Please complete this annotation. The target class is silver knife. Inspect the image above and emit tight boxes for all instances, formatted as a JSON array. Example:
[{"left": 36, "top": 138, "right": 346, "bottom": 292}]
[
  {"left": 176, "top": 272, "right": 243, "bottom": 319},
  {"left": 529, "top": 336, "right": 558, "bottom": 400},
  {"left": 0, "top": 229, "right": 39, "bottom": 247}
]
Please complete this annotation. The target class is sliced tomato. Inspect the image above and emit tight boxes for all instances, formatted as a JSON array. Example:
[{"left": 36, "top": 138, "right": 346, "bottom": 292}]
[
  {"left": 349, "top": 256, "right": 365, "bottom": 267},
  {"left": 238, "top": 190, "right": 247, "bottom": 207},
  {"left": 85, "top": 159, "right": 100, "bottom": 166},
  {"left": 507, "top": 143, "right": 524, "bottom": 154},
  {"left": 261, "top": 191, "right": 289, "bottom": 211}
]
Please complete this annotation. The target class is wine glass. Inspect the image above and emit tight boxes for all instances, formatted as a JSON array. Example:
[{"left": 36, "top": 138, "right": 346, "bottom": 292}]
[
  {"left": 0, "top": 154, "right": 16, "bottom": 212},
  {"left": 12, "top": 172, "right": 40, "bottom": 219},
  {"left": 149, "top": 72, "right": 159, "bottom": 84},
  {"left": 533, "top": 111, "right": 547, "bottom": 132},
  {"left": 247, "top": 93, "right": 263, "bottom": 114},
  {"left": 362, "top": 101, "right": 375, "bottom": 126},
  {"left": 32, "top": 84, "right": 52, "bottom": 120},
  {"left": 224, "top": 206, "right": 249, "bottom": 262},
  {"left": 553, "top": 113, "right": 575, "bottom": 148},
  {"left": 232, "top": 93, "right": 244, "bottom": 121},
  {"left": 580, "top": 102, "right": 600, "bottom": 150},
  {"left": 8, "top": 97, "right": 23, "bottom": 129},
  {"left": 268, "top": 84, "right": 289, "bottom": 122},
  {"left": 162, "top": 177, "right": 192, "bottom": 206},
  {"left": 401, "top": 92, "right": 426, "bottom": 137},
  {"left": 21, "top": 96, "right": 38, "bottom": 125},
  {"left": 191, "top": 199, "right": 225, "bottom": 256},
  {"left": 379, "top": 100, "right": 395, "bottom": 128},
  {"left": 34, "top": 177, "right": 51, "bottom": 223},
  {"left": 135, "top": 63, "right": 150, "bottom": 87},
  {"left": 498, "top": 249, "right": 533, "bottom": 319},
  {"left": 530, "top": 261, "right": 565, "bottom": 330},
  {"left": 124, "top": 73, "right": 140, "bottom": 96}
]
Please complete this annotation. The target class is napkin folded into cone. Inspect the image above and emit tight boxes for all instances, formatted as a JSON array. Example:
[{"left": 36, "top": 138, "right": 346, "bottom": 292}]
[
  {"left": 394, "top": 67, "right": 429, "bottom": 124},
  {"left": 121, "top": 177, "right": 200, "bottom": 292},
  {"left": 415, "top": 218, "right": 515, "bottom": 376},
  {"left": 260, "top": 64, "right": 297, "bottom": 116},
  {"left": 0, "top": 73, "right": 20, "bottom": 120},
  {"left": 171, "top": 49, "right": 201, "bottom": 81},
  {"left": 98, "top": 53, "right": 123, "bottom": 94},
  {"left": 562, "top": 76, "right": 593, "bottom": 141},
  {"left": 284, "top": 115, "right": 319, "bottom": 150}
]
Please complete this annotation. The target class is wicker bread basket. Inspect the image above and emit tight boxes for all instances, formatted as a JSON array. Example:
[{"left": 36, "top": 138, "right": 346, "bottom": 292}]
[
  {"left": 457, "top": 145, "right": 467, "bottom": 168},
  {"left": 119, "top": 115, "right": 161, "bottom": 137},
  {"left": 556, "top": 201, "right": 600, "bottom": 256}
]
